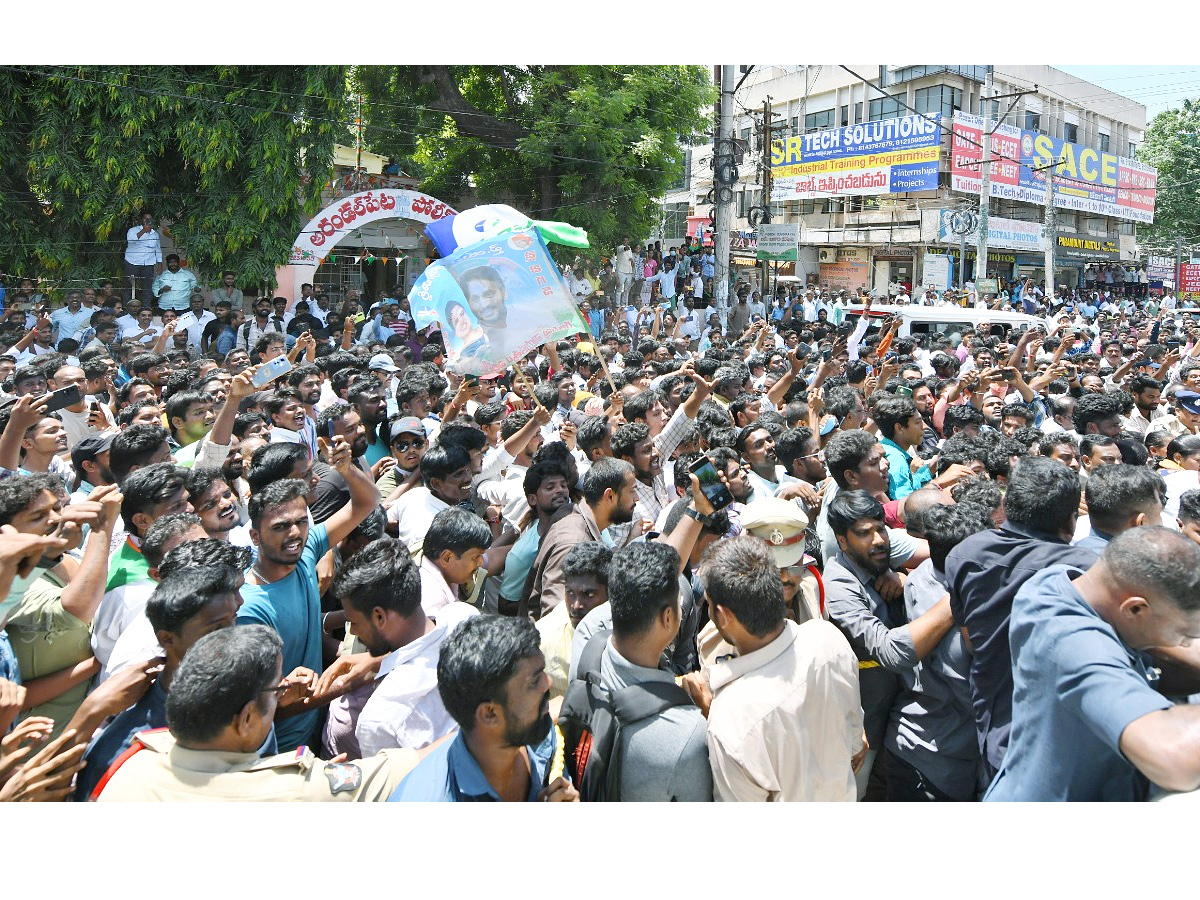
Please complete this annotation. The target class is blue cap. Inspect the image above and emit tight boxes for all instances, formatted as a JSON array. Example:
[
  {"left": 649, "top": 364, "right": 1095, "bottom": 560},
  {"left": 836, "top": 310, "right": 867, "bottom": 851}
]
[{"left": 1176, "top": 391, "right": 1200, "bottom": 416}]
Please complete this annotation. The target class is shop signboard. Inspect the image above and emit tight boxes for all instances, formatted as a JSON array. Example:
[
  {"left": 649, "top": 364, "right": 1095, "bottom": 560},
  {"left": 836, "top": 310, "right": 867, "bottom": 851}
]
[
  {"left": 1054, "top": 231, "right": 1120, "bottom": 260},
  {"left": 1147, "top": 255, "right": 1174, "bottom": 280},
  {"left": 1180, "top": 263, "right": 1200, "bottom": 296},
  {"left": 935, "top": 210, "right": 1044, "bottom": 253},
  {"left": 818, "top": 260, "right": 870, "bottom": 292},
  {"left": 771, "top": 114, "right": 941, "bottom": 200},
  {"left": 950, "top": 113, "right": 1156, "bottom": 224},
  {"left": 755, "top": 224, "right": 799, "bottom": 261},
  {"left": 922, "top": 252, "right": 952, "bottom": 290}
]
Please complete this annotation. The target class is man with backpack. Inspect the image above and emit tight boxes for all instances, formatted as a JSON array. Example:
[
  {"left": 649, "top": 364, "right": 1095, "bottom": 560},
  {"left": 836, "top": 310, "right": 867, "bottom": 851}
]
[{"left": 560, "top": 541, "right": 712, "bottom": 801}]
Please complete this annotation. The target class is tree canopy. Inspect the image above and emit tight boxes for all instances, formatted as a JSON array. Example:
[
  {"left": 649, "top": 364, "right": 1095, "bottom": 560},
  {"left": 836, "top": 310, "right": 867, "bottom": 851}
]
[
  {"left": 353, "top": 65, "right": 715, "bottom": 255},
  {"left": 1137, "top": 98, "right": 1200, "bottom": 252},
  {"left": 0, "top": 65, "right": 348, "bottom": 293}
]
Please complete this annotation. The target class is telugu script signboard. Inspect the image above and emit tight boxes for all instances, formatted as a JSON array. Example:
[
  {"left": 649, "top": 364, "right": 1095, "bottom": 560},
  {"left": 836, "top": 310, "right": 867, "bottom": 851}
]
[{"left": 771, "top": 114, "right": 941, "bottom": 200}]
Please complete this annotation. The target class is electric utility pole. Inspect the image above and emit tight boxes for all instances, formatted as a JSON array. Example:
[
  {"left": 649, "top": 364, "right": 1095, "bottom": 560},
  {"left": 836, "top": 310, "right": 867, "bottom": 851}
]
[
  {"left": 976, "top": 70, "right": 1036, "bottom": 287},
  {"left": 714, "top": 65, "right": 736, "bottom": 313}
]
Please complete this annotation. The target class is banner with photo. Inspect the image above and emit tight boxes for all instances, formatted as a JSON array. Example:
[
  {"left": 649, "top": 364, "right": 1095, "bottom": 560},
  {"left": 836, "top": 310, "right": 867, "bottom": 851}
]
[
  {"left": 409, "top": 227, "right": 588, "bottom": 376},
  {"left": 770, "top": 113, "right": 941, "bottom": 200}
]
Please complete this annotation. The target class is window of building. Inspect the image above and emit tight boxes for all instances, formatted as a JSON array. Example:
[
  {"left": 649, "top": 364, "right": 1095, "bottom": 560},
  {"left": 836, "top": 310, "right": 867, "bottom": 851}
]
[
  {"left": 1085, "top": 216, "right": 1107, "bottom": 234},
  {"left": 1024, "top": 111, "right": 1040, "bottom": 132},
  {"left": 1129, "top": 141, "right": 1138, "bottom": 156},
  {"left": 790, "top": 115, "right": 798, "bottom": 133},
  {"left": 799, "top": 199, "right": 817, "bottom": 215},
  {"left": 840, "top": 104, "right": 849, "bottom": 126},
  {"left": 737, "top": 191, "right": 747, "bottom": 218},
  {"left": 804, "top": 108, "right": 836, "bottom": 131},
  {"left": 855, "top": 102, "right": 863, "bottom": 123},
  {"left": 1098, "top": 133, "right": 1110, "bottom": 153},
  {"left": 1118, "top": 222, "right": 1135, "bottom": 236},
  {"left": 868, "top": 95, "right": 903, "bottom": 121},
  {"left": 741, "top": 126, "right": 751, "bottom": 144},
  {"left": 1063, "top": 122, "right": 1078, "bottom": 143},
  {"left": 914, "top": 86, "right": 963, "bottom": 119}
]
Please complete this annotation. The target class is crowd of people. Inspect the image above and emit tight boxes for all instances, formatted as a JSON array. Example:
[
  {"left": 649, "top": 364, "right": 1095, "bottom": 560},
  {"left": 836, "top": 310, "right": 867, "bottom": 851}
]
[{"left": 4, "top": 221, "right": 1200, "bottom": 803}]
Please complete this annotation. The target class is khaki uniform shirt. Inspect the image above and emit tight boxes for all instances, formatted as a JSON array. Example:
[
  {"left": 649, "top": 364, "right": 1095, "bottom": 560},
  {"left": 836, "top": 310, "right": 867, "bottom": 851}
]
[{"left": 97, "top": 730, "right": 419, "bottom": 801}]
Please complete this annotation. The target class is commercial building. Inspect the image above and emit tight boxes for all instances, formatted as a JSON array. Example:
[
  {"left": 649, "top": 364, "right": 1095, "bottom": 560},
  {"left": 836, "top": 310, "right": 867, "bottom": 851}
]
[{"left": 656, "top": 65, "right": 1153, "bottom": 295}]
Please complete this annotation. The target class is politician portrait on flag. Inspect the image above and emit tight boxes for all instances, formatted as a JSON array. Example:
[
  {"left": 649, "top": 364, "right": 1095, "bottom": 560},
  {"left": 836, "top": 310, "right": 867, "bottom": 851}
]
[{"left": 409, "top": 226, "right": 588, "bottom": 376}]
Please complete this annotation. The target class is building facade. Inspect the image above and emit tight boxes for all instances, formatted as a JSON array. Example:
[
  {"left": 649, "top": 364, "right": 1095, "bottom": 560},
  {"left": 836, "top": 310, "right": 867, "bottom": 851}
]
[{"left": 657, "top": 65, "right": 1151, "bottom": 296}]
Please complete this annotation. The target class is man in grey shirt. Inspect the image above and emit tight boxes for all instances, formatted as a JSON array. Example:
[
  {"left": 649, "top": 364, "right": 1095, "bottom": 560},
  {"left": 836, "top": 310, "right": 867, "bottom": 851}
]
[
  {"left": 592, "top": 541, "right": 711, "bottom": 801},
  {"left": 823, "top": 490, "right": 956, "bottom": 799}
]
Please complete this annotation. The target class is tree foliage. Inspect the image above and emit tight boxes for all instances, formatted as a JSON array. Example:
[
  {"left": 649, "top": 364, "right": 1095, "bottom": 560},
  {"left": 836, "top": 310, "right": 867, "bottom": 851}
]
[
  {"left": 0, "top": 65, "right": 349, "bottom": 293},
  {"left": 1137, "top": 98, "right": 1200, "bottom": 251},
  {"left": 354, "top": 65, "right": 715, "bottom": 255}
]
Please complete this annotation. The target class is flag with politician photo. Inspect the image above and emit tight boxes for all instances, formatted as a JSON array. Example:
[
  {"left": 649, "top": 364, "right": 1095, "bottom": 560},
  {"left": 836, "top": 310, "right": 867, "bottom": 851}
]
[{"left": 410, "top": 221, "right": 589, "bottom": 376}]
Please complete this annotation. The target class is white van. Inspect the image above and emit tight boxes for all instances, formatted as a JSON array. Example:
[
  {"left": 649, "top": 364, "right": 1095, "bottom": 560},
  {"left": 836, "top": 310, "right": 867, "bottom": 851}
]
[{"left": 840, "top": 305, "right": 1040, "bottom": 340}]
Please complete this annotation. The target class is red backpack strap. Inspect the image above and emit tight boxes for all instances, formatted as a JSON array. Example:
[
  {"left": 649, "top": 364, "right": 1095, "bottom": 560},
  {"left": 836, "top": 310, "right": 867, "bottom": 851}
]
[
  {"left": 806, "top": 562, "right": 826, "bottom": 618},
  {"left": 88, "top": 728, "right": 166, "bottom": 801}
]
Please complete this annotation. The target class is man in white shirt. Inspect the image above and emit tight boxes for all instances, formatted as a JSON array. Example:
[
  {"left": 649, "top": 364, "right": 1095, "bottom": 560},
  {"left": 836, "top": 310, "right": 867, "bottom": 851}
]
[
  {"left": 332, "top": 536, "right": 478, "bottom": 758},
  {"left": 386, "top": 444, "right": 474, "bottom": 553},
  {"left": 696, "top": 534, "right": 864, "bottom": 801},
  {"left": 614, "top": 239, "right": 635, "bottom": 306},
  {"left": 747, "top": 292, "right": 767, "bottom": 322},
  {"left": 173, "top": 290, "right": 217, "bottom": 350},
  {"left": 124, "top": 210, "right": 163, "bottom": 302}
]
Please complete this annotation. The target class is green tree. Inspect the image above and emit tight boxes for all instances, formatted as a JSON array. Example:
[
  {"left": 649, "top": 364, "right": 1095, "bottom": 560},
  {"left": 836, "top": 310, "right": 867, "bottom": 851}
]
[
  {"left": 1137, "top": 99, "right": 1200, "bottom": 252},
  {"left": 353, "top": 65, "right": 714, "bottom": 256},
  {"left": 0, "top": 65, "right": 349, "bottom": 294}
]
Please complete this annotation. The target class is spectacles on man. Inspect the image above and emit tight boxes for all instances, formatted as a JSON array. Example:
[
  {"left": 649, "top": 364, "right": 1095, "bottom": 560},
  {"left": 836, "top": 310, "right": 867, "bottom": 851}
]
[
  {"left": 795, "top": 450, "right": 825, "bottom": 462},
  {"left": 392, "top": 436, "right": 426, "bottom": 453}
]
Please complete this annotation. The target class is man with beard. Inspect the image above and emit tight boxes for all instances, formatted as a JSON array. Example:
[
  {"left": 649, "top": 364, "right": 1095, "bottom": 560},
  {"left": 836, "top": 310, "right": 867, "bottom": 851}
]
[
  {"left": 347, "top": 377, "right": 390, "bottom": 467},
  {"left": 69, "top": 433, "right": 117, "bottom": 505},
  {"left": 185, "top": 466, "right": 254, "bottom": 551},
  {"left": 333, "top": 537, "right": 478, "bottom": 758},
  {"left": 287, "top": 363, "right": 325, "bottom": 429},
  {"left": 389, "top": 615, "right": 578, "bottom": 801},
  {"left": 238, "top": 434, "right": 381, "bottom": 753},
  {"left": 823, "top": 490, "right": 957, "bottom": 799},
  {"left": 612, "top": 422, "right": 670, "bottom": 529},
  {"left": 525, "top": 458, "right": 637, "bottom": 620},
  {"left": 497, "top": 460, "right": 573, "bottom": 615}
]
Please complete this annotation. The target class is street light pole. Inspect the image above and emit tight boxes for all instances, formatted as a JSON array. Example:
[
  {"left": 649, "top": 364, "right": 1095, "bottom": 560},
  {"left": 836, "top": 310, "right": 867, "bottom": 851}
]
[
  {"left": 976, "top": 67, "right": 993, "bottom": 285},
  {"left": 714, "top": 65, "right": 736, "bottom": 318}
]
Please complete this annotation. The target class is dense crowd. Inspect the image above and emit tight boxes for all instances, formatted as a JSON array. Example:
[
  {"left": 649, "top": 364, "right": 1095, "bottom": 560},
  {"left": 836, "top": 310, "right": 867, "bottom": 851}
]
[{"left": 2, "top": 221, "right": 1200, "bottom": 803}]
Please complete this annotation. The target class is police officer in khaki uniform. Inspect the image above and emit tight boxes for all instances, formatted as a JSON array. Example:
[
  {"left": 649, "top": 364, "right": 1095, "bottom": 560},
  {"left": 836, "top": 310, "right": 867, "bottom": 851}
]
[
  {"left": 96, "top": 625, "right": 427, "bottom": 801},
  {"left": 697, "top": 498, "right": 824, "bottom": 673}
]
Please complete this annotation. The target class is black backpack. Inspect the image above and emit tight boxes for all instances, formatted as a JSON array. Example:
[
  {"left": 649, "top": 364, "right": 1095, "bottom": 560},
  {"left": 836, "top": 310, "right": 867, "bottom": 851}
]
[{"left": 557, "top": 632, "right": 694, "bottom": 802}]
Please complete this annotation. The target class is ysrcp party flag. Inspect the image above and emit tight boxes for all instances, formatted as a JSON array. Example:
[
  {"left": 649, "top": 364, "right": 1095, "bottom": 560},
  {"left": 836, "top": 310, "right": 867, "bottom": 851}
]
[
  {"left": 424, "top": 203, "right": 589, "bottom": 258},
  {"left": 409, "top": 227, "right": 589, "bottom": 376}
]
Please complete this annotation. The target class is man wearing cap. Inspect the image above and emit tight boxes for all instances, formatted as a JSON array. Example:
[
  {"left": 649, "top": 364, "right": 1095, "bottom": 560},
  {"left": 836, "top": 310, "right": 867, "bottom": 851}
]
[
  {"left": 368, "top": 353, "right": 400, "bottom": 406},
  {"left": 1150, "top": 390, "right": 1200, "bottom": 439},
  {"left": 70, "top": 433, "right": 117, "bottom": 505},
  {"left": 692, "top": 534, "right": 864, "bottom": 802}
]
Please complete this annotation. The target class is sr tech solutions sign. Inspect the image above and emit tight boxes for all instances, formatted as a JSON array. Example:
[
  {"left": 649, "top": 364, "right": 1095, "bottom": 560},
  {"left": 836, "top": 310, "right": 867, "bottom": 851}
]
[{"left": 771, "top": 113, "right": 941, "bottom": 200}]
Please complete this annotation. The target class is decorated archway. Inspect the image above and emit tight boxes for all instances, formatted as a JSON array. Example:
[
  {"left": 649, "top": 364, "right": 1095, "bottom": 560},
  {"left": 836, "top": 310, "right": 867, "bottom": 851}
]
[{"left": 275, "top": 189, "right": 456, "bottom": 305}]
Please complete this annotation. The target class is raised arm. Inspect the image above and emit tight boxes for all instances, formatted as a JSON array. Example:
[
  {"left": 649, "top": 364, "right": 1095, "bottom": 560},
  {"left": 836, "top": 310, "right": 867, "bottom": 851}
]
[{"left": 320, "top": 435, "right": 382, "bottom": 547}]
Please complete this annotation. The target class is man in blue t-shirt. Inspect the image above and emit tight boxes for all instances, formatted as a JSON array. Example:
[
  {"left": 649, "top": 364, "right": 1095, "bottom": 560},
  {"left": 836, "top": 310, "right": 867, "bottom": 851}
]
[
  {"left": 987, "top": 528, "right": 1200, "bottom": 801},
  {"left": 238, "top": 433, "right": 382, "bottom": 752}
]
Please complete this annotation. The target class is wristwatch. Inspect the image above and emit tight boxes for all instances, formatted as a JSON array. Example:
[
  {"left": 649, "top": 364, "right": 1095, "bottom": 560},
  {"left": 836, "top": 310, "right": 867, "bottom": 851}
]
[{"left": 684, "top": 506, "right": 711, "bottom": 526}]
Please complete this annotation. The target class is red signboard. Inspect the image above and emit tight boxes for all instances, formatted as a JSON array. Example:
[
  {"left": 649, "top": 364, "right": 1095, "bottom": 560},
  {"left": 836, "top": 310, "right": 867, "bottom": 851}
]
[{"left": 1180, "top": 263, "right": 1200, "bottom": 294}]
